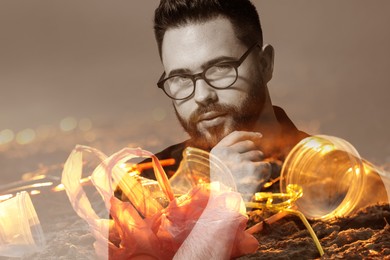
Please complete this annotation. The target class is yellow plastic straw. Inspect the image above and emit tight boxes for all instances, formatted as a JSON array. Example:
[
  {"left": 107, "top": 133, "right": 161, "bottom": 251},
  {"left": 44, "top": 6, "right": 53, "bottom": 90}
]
[{"left": 246, "top": 184, "right": 324, "bottom": 256}]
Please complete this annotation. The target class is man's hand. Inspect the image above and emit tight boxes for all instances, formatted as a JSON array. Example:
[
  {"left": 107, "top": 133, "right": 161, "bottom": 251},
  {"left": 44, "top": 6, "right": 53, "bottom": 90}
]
[{"left": 210, "top": 131, "right": 271, "bottom": 198}]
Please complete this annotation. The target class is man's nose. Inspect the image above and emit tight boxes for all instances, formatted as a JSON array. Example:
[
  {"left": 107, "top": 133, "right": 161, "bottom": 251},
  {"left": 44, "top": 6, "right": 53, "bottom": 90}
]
[{"left": 193, "top": 79, "right": 218, "bottom": 105}]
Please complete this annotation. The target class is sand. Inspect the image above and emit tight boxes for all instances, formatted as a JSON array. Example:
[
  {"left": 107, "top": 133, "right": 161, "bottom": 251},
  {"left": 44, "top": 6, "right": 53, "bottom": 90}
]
[
  {"left": 5, "top": 192, "right": 390, "bottom": 259},
  {"left": 1, "top": 122, "right": 389, "bottom": 259},
  {"left": 242, "top": 204, "right": 390, "bottom": 259}
]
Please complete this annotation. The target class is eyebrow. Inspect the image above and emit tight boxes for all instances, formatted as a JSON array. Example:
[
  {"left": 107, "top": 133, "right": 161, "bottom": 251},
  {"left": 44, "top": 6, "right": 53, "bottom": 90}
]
[{"left": 167, "top": 55, "right": 237, "bottom": 77}]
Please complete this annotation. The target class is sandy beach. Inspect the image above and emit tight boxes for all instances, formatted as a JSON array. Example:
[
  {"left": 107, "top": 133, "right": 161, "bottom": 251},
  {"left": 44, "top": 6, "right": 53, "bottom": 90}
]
[{"left": 0, "top": 119, "right": 389, "bottom": 259}]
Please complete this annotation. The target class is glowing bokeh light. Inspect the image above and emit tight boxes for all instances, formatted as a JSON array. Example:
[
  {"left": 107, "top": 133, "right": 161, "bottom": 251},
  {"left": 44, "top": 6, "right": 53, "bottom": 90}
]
[
  {"left": 0, "top": 129, "right": 14, "bottom": 144},
  {"left": 60, "top": 117, "right": 77, "bottom": 132},
  {"left": 16, "top": 128, "right": 36, "bottom": 145}
]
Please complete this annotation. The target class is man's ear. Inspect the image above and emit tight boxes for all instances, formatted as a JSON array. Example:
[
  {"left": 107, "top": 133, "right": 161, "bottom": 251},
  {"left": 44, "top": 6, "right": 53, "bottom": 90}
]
[{"left": 259, "top": 44, "right": 274, "bottom": 83}]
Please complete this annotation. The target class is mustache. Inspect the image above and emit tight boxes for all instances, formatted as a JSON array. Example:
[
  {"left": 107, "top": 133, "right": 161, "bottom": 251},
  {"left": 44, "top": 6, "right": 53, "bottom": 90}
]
[{"left": 189, "top": 103, "right": 237, "bottom": 123}]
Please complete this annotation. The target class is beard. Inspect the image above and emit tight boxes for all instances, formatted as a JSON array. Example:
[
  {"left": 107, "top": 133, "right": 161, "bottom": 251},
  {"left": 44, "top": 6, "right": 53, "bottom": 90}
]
[{"left": 174, "top": 86, "right": 266, "bottom": 151}]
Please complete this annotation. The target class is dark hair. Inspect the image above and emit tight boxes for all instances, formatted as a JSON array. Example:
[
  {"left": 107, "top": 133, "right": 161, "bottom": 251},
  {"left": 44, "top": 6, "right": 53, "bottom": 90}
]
[{"left": 154, "top": 0, "right": 263, "bottom": 58}]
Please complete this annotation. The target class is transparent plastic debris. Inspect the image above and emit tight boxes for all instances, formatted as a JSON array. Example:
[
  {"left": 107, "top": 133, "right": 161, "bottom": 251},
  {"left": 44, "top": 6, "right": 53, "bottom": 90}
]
[
  {"left": 0, "top": 191, "right": 46, "bottom": 257},
  {"left": 169, "top": 146, "right": 237, "bottom": 195},
  {"left": 280, "top": 135, "right": 390, "bottom": 220},
  {"left": 61, "top": 145, "right": 258, "bottom": 259}
]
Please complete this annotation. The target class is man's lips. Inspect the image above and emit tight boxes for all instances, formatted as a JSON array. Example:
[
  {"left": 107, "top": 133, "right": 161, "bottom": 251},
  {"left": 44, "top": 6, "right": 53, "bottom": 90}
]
[
  {"left": 197, "top": 111, "right": 226, "bottom": 122},
  {"left": 196, "top": 111, "right": 227, "bottom": 128}
]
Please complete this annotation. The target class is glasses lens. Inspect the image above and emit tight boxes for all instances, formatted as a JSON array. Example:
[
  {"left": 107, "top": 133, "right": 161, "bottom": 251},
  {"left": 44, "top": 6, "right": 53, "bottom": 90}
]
[
  {"left": 205, "top": 64, "right": 237, "bottom": 88},
  {"left": 163, "top": 76, "right": 194, "bottom": 99}
]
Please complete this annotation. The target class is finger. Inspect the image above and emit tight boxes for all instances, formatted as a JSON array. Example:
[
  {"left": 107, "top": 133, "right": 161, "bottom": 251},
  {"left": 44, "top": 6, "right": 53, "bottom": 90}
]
[
  {"left": 215, "top": 131, "right": 262, "bottom": 147},
  {"left": 211, "top": 144, "right": 263, "bottom": 164},
  {"left": 240, "top": 150, "right": 265, "bottom": 162},
  {"left": 227, "top": 139, "right": 259, "bottom": 154}
]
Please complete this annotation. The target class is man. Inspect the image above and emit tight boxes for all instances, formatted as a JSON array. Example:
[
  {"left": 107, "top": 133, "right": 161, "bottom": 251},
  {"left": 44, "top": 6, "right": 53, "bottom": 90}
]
[{"left": 141, "top": 0, "right": 307, "bottom": 195}]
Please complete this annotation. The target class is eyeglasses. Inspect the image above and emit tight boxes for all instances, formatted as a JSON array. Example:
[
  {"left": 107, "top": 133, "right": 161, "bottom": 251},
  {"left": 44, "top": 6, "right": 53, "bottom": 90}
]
[{"left": 157, "top": 42, "right": 260, "bottom": 100}]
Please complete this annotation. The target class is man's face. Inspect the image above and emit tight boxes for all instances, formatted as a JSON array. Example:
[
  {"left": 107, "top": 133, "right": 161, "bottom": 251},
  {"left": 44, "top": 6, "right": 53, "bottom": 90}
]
[{"left": 161, "top": 17, "right": 268, "bottom": 150}]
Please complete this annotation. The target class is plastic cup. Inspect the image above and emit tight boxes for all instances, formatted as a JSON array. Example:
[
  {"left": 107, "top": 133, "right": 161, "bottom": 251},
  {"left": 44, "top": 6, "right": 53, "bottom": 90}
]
[
  {"left": 0, "top": 191, "right": 46, "bottom": 257},
  {"left": 280, "top": 135, "right": 389, "bottom": 220},
  {"left": 169, "top": 147, "right": 237, "bottom": 195}
]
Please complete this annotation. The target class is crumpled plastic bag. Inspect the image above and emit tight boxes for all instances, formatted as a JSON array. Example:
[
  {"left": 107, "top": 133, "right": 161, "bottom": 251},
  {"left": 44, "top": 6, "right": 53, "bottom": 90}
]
[{"left": 61, "top": 145, "right": 258, "bottom": 259}]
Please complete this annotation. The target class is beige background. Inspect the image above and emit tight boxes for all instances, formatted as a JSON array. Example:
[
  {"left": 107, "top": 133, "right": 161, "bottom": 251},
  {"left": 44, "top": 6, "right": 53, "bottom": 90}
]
[{"left": 0, "top": 1, "right": 389, "bottom": 164}]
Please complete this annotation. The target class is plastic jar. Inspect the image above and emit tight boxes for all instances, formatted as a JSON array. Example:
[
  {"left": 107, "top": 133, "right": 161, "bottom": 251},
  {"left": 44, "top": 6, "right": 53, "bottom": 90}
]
[{"left": 280, "top": 135, "right": 389, "bottom": 220}]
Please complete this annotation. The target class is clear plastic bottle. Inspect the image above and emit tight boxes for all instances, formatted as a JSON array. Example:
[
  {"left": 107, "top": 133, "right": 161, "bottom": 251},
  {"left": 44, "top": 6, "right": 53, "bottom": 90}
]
[{"left": 280, "top": 135, "right": 389, "bottom": 220}]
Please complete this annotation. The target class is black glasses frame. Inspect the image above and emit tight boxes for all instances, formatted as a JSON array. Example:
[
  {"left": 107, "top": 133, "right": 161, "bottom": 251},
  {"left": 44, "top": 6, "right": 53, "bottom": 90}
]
[{"left": 157, "top": 42, "right": 260, "bottom": 100}]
